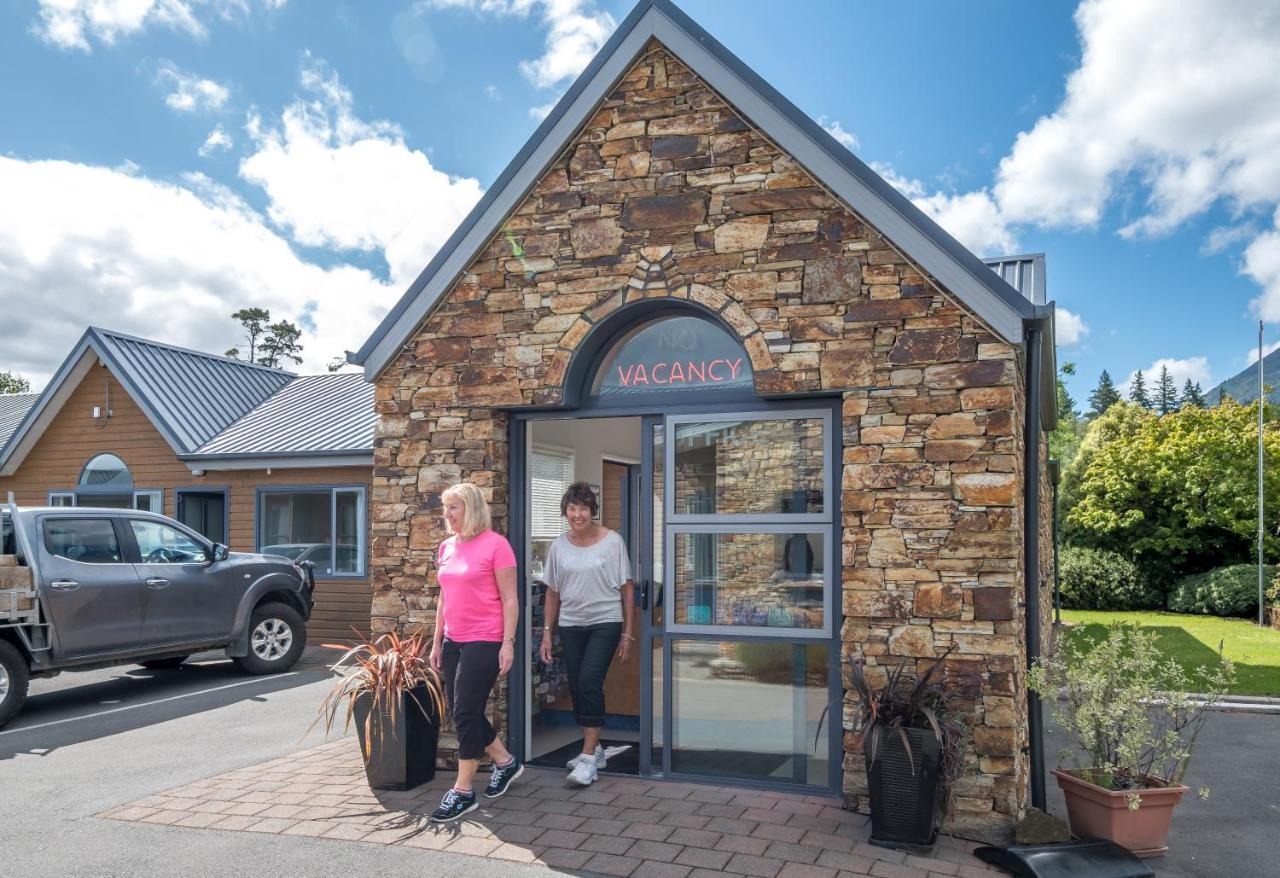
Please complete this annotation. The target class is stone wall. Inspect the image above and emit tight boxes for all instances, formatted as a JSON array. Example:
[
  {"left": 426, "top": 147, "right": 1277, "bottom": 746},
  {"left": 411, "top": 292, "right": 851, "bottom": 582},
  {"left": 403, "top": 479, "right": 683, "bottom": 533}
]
[{"left": 370, "top": 41, "right": 1035, "bottom": 839}]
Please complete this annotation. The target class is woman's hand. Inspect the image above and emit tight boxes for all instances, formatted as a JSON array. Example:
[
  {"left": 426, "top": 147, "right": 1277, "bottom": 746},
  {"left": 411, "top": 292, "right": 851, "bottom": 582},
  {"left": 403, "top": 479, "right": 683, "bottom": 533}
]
[
  {"left": 539, "top": 630, "right": 553, "bottom": 665},
  {"left": 617, "top": 632, "right": 633, "bottom": 663},
  {"left": 498, "top": 641, "right": 515, "bottom": 677},
  {"left": 429, "top": 643, "right": 442, "bottom": 673}
]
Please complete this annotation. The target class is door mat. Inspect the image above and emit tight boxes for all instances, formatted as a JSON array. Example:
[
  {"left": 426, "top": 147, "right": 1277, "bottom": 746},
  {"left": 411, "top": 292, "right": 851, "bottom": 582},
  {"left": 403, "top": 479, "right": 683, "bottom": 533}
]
[{"left": 530, "top": 739, "right": 640, "bottom": 775}]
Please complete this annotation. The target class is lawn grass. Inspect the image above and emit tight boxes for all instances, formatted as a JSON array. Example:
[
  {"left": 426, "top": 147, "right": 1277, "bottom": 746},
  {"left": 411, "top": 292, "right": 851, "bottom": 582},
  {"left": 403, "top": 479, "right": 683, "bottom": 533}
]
[{"left": 1058, "top": 610, "right": 1280, "bottom": 697}]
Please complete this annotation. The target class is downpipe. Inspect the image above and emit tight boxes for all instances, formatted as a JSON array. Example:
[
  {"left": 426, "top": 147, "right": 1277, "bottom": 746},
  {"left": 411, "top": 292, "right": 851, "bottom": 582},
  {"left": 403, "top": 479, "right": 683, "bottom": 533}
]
[{"left": 1024, "top": 321, "right": 1047, "bottom": 811}]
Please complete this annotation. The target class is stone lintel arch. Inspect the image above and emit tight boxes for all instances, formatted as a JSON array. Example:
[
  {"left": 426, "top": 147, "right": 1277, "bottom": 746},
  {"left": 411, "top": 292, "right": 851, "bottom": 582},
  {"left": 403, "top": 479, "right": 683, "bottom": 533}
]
[{"left": 557, "top": 296, "right": 776, "bottom": 410}]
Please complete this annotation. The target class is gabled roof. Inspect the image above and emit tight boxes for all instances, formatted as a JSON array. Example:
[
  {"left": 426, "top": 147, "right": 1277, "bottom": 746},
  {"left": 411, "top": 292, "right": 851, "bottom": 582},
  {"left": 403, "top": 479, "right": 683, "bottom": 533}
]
[
  {"left": 351, "top": 0, "right": 1048, "bottom": 380},
  {"left": 192, "top": 373, "right": 376, "bottom": 459},
  {"left": 93, "top": 328, "right": 295, "bottom": 451},
  {"left": 0, "top": 328, "right": 373, "bottom": 477},
  {"left": 0, "top": 394, "right": 38, "bottom": 451}
]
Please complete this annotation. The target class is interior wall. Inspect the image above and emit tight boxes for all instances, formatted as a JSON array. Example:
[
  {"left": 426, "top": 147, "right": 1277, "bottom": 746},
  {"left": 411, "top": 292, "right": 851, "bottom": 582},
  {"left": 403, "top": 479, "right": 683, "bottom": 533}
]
[{"left": 531, "top": 416, "right": 641, "bottom": 489}]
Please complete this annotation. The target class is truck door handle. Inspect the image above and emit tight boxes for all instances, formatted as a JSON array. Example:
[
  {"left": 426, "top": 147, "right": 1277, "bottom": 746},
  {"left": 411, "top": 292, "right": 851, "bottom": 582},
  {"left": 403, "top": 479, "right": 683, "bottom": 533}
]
[
  {"left": 50, "top": 579, "right": 80, "bottom": 591},
  {"left": 145, "top": 577, "right": 170, "bottom": 589}
]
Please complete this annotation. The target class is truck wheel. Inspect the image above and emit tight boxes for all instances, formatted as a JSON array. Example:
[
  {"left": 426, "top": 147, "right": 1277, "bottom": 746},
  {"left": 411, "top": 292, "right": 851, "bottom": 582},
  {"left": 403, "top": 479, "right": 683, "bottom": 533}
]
[
  {"left": 232, "top": 602, "right": 306, "bottom": 675},
  {"left": 0, "top": 640, "right": 30, "bottom": 729},
  {"left": 140, "top": 656, "right": 190, "bottom": 670}
]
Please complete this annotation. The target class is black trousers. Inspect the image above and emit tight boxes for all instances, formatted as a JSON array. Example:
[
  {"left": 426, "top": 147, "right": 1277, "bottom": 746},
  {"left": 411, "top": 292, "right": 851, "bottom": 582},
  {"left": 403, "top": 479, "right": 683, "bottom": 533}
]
[
  {"left": 558, "top": 622, "right": 622, "bottom": 728},
  {"left": 442, "top": 639, "right": 501, "bottom": 760}
]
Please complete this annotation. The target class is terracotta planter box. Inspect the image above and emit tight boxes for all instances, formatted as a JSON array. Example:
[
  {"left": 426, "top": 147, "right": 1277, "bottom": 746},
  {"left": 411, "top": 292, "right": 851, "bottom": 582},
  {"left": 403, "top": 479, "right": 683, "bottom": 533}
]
[{"left": 1053, "top": 768, "right": 1187, "bottom": 856}]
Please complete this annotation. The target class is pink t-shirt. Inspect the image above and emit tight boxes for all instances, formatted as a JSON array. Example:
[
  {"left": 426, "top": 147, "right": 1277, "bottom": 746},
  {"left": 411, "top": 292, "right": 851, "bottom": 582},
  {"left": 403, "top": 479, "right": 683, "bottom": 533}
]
[{"left": 437, "top": 529, "right": 517, "bottom": 642}]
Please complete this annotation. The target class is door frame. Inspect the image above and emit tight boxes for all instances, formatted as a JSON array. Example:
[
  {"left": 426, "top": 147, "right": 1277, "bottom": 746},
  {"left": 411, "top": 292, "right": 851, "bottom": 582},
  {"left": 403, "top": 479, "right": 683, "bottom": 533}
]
[{"left": 508, "top": 396, "right": 843, "bottom": 794}]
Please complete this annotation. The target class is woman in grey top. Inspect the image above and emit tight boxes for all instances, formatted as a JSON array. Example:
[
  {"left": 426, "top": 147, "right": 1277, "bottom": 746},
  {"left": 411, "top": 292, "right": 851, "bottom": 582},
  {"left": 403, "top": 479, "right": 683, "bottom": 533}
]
[{"left": 538, "top": 481, "right": 635, "bottom": 786}]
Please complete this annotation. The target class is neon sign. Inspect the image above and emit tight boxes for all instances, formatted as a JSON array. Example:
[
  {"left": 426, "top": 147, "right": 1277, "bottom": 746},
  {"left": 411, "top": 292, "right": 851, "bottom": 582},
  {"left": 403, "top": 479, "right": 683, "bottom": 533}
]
[{"left": 592, "top": 315, "right": 753, "bottom": 396}]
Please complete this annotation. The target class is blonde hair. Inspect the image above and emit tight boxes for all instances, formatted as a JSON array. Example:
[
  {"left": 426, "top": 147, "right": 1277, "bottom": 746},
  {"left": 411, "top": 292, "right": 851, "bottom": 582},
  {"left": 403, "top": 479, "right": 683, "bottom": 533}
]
[{"left": 441, "top": 482, "right": 491, "bottom": 540}]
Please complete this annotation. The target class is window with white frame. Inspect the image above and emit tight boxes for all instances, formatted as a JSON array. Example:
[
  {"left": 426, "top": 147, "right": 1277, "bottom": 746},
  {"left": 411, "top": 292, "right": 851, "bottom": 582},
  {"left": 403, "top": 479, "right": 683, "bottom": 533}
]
[
  {"left": 530, "top": 446, "right": 574, "bottom": 580},
  {"left": 257, "top": 487, "right": 366, "bottom": 577}
]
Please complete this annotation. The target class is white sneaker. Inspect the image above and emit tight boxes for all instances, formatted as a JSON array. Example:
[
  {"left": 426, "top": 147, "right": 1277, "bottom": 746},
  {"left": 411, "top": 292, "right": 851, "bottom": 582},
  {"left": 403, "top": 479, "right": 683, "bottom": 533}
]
[
  {"left": 565, "top": 745, "right": 606, "bottom": 769},
  {"left": 567, "top": 758, "right": 598, "bottom": 786}
]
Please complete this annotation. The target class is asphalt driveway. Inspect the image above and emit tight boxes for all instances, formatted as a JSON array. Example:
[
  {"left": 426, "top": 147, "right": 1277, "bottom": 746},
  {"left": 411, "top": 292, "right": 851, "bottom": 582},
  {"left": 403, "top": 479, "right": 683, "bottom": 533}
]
[{"left": 0, "top": 650, "right": 547, "bottom": 878}]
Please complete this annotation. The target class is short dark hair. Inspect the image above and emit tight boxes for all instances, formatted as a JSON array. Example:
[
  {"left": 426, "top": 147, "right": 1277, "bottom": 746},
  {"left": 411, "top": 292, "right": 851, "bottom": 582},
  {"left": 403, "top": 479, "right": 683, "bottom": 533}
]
[{"left": 561, "top": 481, "right": 598, "bottom": 517}]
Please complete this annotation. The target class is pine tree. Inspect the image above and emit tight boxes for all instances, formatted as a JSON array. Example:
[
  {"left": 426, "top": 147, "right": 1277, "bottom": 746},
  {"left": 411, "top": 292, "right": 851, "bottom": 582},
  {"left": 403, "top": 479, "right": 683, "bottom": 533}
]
[
  {"left": 1156, "top": 365, "right": 1178, "bottom": 414},
  {"left": 1129, "top": 370, "right": 1152, "bottom": 408},
  {"left": 1181, "top": 379, "right": 1205, "bottom": 408},
  {"left": 257, "top": 320, "right": 305, "bottom": 369},
  {"left": 1088, "top": 369, "right": 1121, "bottom": 418}
]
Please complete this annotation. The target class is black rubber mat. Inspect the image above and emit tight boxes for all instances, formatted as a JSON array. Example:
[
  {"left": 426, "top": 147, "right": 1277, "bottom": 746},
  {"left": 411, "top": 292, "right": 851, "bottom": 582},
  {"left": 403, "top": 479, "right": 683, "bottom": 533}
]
[
  {"left": 974, "top": 839, "right": 1155, "bottom": 877},
  {"left": 530, "top": 739, "right": 640, "bottom": 775}
]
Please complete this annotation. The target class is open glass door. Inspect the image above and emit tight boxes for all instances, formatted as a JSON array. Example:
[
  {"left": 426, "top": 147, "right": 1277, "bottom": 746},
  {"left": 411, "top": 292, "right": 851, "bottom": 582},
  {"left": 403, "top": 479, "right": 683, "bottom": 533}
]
[
  {"left": 637, "top": 415, "right": 663, "bottom": 775},
  {"left": 652, "top": 409, "right": 838, "bottom": 788}
]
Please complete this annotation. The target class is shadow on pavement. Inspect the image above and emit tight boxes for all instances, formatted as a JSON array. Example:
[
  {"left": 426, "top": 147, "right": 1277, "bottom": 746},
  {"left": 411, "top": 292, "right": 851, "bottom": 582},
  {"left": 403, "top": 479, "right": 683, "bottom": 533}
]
[{"left": 0, "top": 657, "right": 332, "bottom": 761}]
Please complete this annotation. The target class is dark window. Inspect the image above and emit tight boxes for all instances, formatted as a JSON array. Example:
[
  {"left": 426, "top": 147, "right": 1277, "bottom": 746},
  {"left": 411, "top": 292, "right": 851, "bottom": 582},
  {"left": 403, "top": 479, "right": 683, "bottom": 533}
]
[
  {"left": 43, "top": 518, "right": 123, "bottom": 564},
  {"left": 258, "top": 488, "right": 365, "bottom": 576}
]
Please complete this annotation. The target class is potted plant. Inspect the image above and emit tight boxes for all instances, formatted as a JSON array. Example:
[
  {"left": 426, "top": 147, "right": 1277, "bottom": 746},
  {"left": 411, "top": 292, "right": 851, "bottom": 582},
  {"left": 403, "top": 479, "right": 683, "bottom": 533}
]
[
  {"left": 316, "top": 631, "right": 447, "bottom": 791},
  {"left": 1028, "top": 622, "right": 1233, "bottom": 856},
  {"left": 847, "top": 647, "right": 967, "bottom": 851}
]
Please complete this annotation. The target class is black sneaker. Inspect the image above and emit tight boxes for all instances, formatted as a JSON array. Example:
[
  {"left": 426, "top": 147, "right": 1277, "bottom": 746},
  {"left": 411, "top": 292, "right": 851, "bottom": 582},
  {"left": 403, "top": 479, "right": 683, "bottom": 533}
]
[
  {"left": 429, "top": 788, "right": 477, "bottom": 823},
  {"left": 484, "top": 758, "right": 524, "bottom": 798}
]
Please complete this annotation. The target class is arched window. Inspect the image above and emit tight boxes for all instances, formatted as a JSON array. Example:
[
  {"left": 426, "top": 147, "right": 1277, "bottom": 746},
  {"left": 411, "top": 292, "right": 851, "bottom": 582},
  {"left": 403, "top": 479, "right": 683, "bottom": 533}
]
[
  {"left": 589, "top": 314, "right": 753, "bottom": 401},
  {"left": 79, "top": 453, "right": 131, "bottom": 487}
]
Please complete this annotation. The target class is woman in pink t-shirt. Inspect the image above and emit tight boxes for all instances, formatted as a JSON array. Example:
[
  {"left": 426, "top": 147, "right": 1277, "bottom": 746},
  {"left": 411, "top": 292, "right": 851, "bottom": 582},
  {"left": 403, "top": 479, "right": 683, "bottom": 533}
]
[{"left": 427, "top": 483, "right": 522, "bottom": 823}]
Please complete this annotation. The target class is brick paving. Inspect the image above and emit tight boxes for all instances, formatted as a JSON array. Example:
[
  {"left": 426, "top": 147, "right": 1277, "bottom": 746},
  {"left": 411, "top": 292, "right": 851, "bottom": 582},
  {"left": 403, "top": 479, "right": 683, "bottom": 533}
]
[{"left": 100, "top": 739, "right": 1000, "bottom": 877}]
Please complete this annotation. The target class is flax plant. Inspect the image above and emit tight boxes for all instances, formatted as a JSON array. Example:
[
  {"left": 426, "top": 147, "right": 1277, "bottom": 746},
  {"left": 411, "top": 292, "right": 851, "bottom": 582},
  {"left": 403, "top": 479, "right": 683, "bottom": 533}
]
[
  {"left": 1029, "top": 622, "right": 1233, "bottom": 803},
  {"left": 314, "top": 631, "right": 447, "bottom": 762}
]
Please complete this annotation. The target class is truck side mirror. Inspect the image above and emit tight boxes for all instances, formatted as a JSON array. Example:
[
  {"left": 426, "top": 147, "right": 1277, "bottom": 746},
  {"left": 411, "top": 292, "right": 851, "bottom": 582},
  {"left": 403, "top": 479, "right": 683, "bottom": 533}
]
[{"left": 211, "top": 543, "right": 229, "bottom": 563}]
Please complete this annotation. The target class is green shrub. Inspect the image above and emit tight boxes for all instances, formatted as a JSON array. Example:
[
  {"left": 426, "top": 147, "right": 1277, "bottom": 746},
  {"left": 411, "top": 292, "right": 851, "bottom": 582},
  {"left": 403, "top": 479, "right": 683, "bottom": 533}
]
[
  {"left": 1267, "top": 569, "right": 1280, "bottom": 606},
  {"left": 1168, "top": 564, "right": 1276, "bottom": 616},
  {"left": 1058, "top": 546, "right": 1160, "bottom": 611}
]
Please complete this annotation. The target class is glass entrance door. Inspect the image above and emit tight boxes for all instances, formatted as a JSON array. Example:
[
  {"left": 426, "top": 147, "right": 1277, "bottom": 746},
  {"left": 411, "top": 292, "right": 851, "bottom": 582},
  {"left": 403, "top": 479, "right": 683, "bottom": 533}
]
[{"left": 640, "top": 409, "right": 838, "bottom": 789}]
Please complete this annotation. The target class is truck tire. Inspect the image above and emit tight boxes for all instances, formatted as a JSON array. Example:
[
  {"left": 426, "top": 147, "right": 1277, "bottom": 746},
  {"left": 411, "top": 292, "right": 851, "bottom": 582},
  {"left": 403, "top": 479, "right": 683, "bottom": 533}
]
[
  {"left": 232, "top": 602, "right": 306, "bottom": 675},
  {"left": 0, "top": 640, "right": 30, "bottom": 729},
  {"left": 140, "top": 655, "right": 190, "bottom": 670}
]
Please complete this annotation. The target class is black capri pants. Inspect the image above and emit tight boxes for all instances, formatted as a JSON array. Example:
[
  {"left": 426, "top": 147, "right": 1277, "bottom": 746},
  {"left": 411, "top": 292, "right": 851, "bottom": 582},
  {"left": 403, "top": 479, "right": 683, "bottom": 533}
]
[
  {"left": 558, "top": 622, "right": 622, "bottom": 728},
  {"left": 442, "top": 639, "right": 501, "bottom": 760}
]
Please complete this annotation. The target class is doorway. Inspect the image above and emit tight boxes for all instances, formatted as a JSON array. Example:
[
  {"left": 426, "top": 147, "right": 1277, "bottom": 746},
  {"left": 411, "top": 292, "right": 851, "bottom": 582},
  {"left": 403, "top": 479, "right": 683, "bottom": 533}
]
[{"left": 516, "top": 404, "right": 841, "bottom": 791}]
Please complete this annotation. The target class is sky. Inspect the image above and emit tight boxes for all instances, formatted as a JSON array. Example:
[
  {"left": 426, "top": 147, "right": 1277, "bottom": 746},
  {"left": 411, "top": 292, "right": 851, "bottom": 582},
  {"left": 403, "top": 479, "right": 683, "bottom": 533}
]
[{"left": 2, "top": 0, "right": 1280, "bottom": 408}]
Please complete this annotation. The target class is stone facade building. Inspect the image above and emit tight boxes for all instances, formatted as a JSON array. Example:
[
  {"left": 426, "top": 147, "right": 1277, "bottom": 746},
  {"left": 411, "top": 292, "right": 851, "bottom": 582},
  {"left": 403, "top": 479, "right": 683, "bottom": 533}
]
[{"left": 350, "top": 0, "right": 1056, "bottom": 842}]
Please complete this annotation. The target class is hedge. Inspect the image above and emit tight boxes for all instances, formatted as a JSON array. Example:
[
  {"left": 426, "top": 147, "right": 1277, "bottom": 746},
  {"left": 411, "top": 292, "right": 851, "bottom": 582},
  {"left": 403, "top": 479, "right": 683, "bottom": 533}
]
[
  {"left": 1058, "top": 546, "right": 1161, "bottom": 611},
  {"left": 1167, "top": 564, "right": 1276, "bottom": 617}
]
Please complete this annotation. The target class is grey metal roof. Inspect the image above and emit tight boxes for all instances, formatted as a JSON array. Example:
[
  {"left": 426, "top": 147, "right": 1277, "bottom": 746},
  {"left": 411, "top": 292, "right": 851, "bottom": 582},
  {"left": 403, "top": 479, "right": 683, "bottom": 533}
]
[
  {"left": 350, "top": 0, "right": 1045, "bottom": 379},
  {"left": 193, "top": 373, "right": 375, "bottom": 457},
  {"left": 92, "top": 328, "right": 294, "bottom": 452},
  {"left": 984, "top": 254, "right": 1046, "bottom": 306},
  {"left": 0, "top": 394, "right": 38, "bottom": 451}
]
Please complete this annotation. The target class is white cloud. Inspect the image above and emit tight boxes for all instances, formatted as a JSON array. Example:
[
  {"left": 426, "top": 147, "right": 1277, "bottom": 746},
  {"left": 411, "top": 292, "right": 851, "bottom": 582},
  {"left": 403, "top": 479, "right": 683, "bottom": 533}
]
[
  {"left": 421, "top": 0, "right": 615, "bottom": 92},
  {"left": 35, "top": 1, "right": 286, "bottom": 52},
  {"left": 238, "top": 55, "right": 484, "bottom": 286},
  {"left": 991, "top": 0, "right": 1280, "bottom": 240},
  {"left": 868, "top": 162, "right": 1016, "bottom": 256},
  {"left": 529, "top": 99, "right": 558, "bottom": 120},
  {"left": 158, "top": 62, "right": 230, "bottom": 113},
  {"left": 0, "top": 155, "right": 392, "bottom": 386},
  {"left": 818, "top": 117, "right": 858, "bottom": 151},
  {"left": 1244, "top": 207, "right": 1280, "bottom": 321},
  {"left": 484, "top": 84, "right": 501, "bottom": 100},
  {"left": 1056, "top": 307, "right": 1089, "bottom": 346},
  {"left": 1122, "top": 357, "right": 1211, "bottom": 396},
  {"left": 199, "top": 125, "right": 233, "bottom": 156},
  {"left": 1246, "top": 338, "right": 1280, "bottom": 366}
]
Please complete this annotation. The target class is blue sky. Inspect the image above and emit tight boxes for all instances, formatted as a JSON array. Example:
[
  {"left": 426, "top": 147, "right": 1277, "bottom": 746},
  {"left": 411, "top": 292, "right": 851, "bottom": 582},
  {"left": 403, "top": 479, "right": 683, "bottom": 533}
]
[{"left": 2, "top": 0, "right": 1279, "bottom": 409}]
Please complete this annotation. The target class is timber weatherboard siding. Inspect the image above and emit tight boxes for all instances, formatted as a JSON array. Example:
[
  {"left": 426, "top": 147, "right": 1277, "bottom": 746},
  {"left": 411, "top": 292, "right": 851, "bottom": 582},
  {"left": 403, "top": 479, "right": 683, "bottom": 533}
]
[{"left": 0, "top": 369, "right": 371, "bottom": 643}]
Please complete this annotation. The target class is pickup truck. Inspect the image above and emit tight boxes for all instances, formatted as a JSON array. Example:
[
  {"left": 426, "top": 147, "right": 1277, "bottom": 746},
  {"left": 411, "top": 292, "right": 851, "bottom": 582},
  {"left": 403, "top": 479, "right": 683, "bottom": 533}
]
[{"left": 0, "top": 501, "right": 315, "bottom": 729}]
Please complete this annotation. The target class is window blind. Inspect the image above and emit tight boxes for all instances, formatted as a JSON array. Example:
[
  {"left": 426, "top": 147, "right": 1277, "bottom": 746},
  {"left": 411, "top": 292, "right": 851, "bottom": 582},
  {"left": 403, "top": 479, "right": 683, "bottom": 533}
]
[{"left": 531, "top": 448, "right": 574, "bottom": 540}]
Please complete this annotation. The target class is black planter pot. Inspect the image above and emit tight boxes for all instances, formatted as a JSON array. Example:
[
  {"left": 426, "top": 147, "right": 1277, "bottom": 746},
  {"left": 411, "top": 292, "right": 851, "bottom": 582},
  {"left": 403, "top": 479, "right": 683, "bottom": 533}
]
[
  {"left": 353, "top": 684, "right": 440, "bottom": 791},
  {"left": 865, "top": 725, "right": 943, "bottom": 849}
]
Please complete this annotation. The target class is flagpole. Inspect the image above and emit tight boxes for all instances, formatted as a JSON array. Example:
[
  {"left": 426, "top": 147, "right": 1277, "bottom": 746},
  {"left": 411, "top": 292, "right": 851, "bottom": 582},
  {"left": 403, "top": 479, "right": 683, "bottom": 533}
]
[{"left": 1260, "top": 320, "right": 1266, "bottom": 627}]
